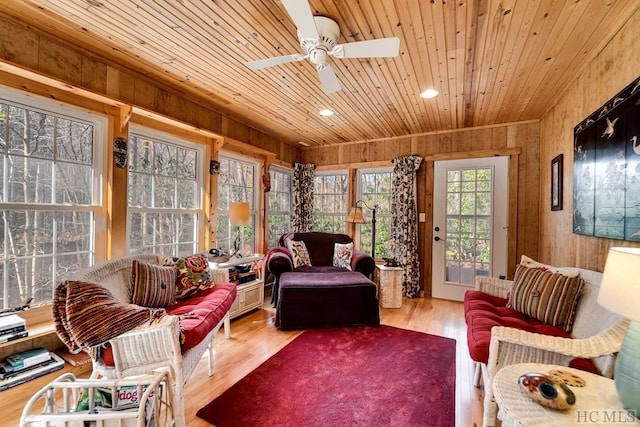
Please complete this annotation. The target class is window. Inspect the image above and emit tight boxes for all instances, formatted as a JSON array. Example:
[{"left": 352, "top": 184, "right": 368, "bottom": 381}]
[
  {"left": 127, "top": 128, "right": 204, "bottom": 256},
  {"left": 267, "top": 166, "right": 292, "bottom": 249},
  {"left": 0, "top": 89, "right": 105, "bottom": 309},
  {"left": 357, "top": 168, "right": 394, "bottom": 258},
  {"left": 313, "top": 171, "right": 348, "bottom": 233},
  {"left": 217, "top": 153, "right": 258, "bottom": 255}
]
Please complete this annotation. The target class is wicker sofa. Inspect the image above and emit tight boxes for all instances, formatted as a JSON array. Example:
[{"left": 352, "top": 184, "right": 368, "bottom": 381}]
[
  {"left": 464, "top": 263, "right": 630, "bottom": 427},
  {"left": 57, "top": 254, "right": 237, "bottom": 427}
]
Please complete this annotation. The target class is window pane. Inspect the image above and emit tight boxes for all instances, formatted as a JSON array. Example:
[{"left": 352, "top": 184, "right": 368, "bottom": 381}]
[
  {"left": 313, "top": 172, "right": 348, "bottom": 234},
  {"left": 217, "top": 155, "right": 257, "bottom": 255},
  {"left": 128, "top": 131, "right": 201, "bottom": 256},
  {"left": 357, "top": 170, "right": 393, "bottom": 258},
  {"left": 267, "top": 167, "right": 292, "bottom": 249},
  {"left": 1, "top": 95, "right": 100, "bottom": 309},
  {"left": 56, "top": 163, "right": 92, "bottom": 205}
]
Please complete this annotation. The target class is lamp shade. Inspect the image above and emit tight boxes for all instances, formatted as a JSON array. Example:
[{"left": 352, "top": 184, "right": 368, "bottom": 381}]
[
  {"left": 347, "top": 206, "right": 365, "bottom": 224},
  {"left": 598, "top": 247, "right": 640, "bottom": 321},
  {"left": 229, "top": 202, "right": 251, "bottom": 226}
]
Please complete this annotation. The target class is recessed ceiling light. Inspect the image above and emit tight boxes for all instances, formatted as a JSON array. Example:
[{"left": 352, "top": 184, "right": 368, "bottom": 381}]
[
  {"left": 319, "top": 109, "right": 334, "bottom": 116},
  {"left": 420, "top": 89, "right": 439, "bottom": 99}
]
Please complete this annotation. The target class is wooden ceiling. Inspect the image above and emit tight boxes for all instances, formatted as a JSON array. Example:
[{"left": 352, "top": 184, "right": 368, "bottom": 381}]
[{"left": 0, "top": 0, "right": 637, "bottom": 147}]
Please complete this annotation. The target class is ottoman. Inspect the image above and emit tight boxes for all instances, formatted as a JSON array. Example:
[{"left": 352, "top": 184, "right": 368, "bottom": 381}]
[{"left": 276, "top": 271, "right": 380, "bottom": 330}]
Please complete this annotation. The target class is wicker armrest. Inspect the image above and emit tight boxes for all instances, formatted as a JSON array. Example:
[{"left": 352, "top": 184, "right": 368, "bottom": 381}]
[
  {"left": 105, "top": 315, "right": 182, "bottom": 378},
  {"left": 486, "top": 320, "right": 630, "bottom": 377},
  {"left": 475, "top": 276, "right": 513, "bottom": 298}
]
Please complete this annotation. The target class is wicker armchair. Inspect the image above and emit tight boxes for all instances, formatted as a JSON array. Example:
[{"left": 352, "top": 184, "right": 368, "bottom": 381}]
[
  {"left": 471, "top": 273, "right": 630, "bottom": 427},
  {"left": 65, "top": 254, "right": 234, "bottom": 427}
]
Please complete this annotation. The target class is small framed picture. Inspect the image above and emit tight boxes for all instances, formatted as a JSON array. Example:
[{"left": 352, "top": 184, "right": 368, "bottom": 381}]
[{"left": 551, "top": 154, "right": 563, "bottom": 211}]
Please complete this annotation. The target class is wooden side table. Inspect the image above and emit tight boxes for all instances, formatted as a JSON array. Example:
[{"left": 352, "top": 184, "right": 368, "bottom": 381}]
[
  {"left": 375, "top": 265, "right": 403, "bottom": 308},
  {"left": 493, "top": 363, "right": 639, "bottom": 426}
]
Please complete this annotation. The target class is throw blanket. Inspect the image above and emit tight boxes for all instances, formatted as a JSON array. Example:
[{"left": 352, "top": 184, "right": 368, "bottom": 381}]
[{"left": 53, "top": 280, "right": 159, "bottom": 353}]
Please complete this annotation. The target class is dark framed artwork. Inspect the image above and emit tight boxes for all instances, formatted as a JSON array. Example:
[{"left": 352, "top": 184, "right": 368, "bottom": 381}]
[
  {"left": 573, "top": 75, "right": 640, "bottom": 241},
  {"left": 551, "top": 154, "right": 563, "bottom": 211}
]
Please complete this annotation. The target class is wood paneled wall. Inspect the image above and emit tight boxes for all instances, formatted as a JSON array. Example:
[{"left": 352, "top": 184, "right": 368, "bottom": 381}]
[
  {"left": 0, "top": 13, "right": 299, "bottom": 166},
  {"left": 302, "top": 122, "right": 540, "bottom": 296},
  {"left": 539, "top": 7, "right": 640, "bottom": 272}
]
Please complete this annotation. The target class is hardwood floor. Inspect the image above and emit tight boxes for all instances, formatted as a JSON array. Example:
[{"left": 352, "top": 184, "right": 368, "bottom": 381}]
[{"left": 3, "top": 297, "right": 485, "bottom": 426}]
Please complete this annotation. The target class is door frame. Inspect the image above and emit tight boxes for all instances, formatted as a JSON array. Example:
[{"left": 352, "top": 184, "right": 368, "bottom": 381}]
[
  {"left": 423, "top": 149, "right": 521, "bottom": 298},
  {"left": 431, "top": 156, "right": 509, "bottom": 301}
]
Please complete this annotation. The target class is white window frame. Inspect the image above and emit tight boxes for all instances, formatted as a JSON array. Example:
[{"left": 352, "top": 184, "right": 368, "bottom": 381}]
[
  {"left": 356, "top": 167, "right": 394, "bottom": 258},
  {"left": 217, "top": 151, "right": 260, "bottom": 254},
  {"left": 267, "top": 165, "right": 293, "bottom": 249},
  {"left": 313, "top": 170, "right": 349, "bottom": 234},
  {"left": 127, "top": 125, "right": 205, "bottom": 257},
  {"left": 0, "top": 86, "right": 107, "bottom": 309}
]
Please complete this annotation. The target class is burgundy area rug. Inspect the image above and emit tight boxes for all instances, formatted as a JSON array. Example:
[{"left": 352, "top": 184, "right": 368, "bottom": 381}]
[{"left": 197, "top": 325, "right": 456, "bottom": 426}]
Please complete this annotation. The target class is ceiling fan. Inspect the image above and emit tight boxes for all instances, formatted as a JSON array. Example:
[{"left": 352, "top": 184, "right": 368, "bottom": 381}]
[{"left": 245, "top": 0, "right": 400, "bottom": 94}]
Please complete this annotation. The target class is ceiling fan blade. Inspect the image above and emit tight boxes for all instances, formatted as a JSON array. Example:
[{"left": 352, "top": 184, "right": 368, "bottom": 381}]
[
  {"left": 245, "top": 54, "right": 305, "bottom": 70},
  {"left": 333, "top": 37, "right": 400, "bottom": 59},
  {"left": 317, "top": 65, "right": 341, "bottom": 94},
  {"left": 280, "top": 0, "right": 319, "bottom": 40}
]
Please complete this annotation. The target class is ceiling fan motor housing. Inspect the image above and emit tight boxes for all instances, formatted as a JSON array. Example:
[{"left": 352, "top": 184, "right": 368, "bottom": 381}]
[{"left": 299, "top": 16, "right": 340, "bottom": 66}]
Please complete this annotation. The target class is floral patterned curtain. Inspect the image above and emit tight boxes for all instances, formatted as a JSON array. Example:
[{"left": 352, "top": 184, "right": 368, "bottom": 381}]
[
  {"left": 292, "top": 162, "right": 315, "bottom": 232},
  {"left": 391, "top": 155, "right": 423, "bottom": 298}
]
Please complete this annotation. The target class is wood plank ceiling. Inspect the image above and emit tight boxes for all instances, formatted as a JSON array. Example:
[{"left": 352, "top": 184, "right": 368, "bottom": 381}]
[{"left": 0, "top": 0, "right": 637, "bottom": 147}]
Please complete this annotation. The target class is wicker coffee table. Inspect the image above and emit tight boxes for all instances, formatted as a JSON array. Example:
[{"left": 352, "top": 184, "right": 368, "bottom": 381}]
[{"left": 493, "top": 363, "right": 639, "bottom": 426}]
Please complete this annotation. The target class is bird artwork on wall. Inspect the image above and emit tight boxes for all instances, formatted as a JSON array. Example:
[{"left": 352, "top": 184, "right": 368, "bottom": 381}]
[
  {"left": 573, "top": 75, "right": 640, "bottom": 242},
  {"left": 601, "top": 116, "right": 619, "bottom": 139},
  {"left": 631, "top": 136, "right": 640, "bottom": 155}
]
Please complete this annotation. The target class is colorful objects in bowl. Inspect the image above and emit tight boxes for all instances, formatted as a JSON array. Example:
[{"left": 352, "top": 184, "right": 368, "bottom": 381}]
[{"left": 518, "top": 372, "right": 576, "bottom": 410}]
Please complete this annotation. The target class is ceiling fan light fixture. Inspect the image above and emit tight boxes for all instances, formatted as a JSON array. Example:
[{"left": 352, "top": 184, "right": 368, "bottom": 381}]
[
  {"left": 421, "top": 88, "right": 439, "bottom": 99},
  {"left": 298, "top": 141, "right": 310, "bottom": 146},
  {"left": 319, "top": 109, "right": 334, "bottom": 116}
]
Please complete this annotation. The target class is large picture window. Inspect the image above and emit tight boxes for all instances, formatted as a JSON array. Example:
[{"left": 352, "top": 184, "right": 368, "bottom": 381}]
[
  {"left": 0, "top": 89, "right": 105, "bottom": 309},
  {"left": 217, "top": 153, "right": 258, "bottom": 255},
  {"left": 128, "top": 128, "right": 203, "bottom": 256},
  {"left": 313, "top": 171, "right": 348, "bottom": 233},
  {"left": 357, "top": 168, "right": 393, "bottom": 258},
  {"left": 267, "top": 166, "right": 292, "bottom": 248}
]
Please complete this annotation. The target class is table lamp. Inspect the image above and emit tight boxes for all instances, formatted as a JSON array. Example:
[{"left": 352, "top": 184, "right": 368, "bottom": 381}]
[
  {"left": 229, "top": 201, "right": 250, "bottom": 258},
  {"left": 598, "top": 247, "right": 640, "bottom": 415},
  {"left": 347, "top": 200, "right": 377, "bottom": 258}
]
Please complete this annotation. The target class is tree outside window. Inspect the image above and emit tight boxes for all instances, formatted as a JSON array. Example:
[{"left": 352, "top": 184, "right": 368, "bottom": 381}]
[
  {"left": 357, "top": 168, "right": 393, "bottom": 258},
  {"left": 0, "top": 92, "right": 104, "bottom": 309},
  {"left": 267, "top": 166, "right": 292, "bottom": 248},
  {"left": 127, "top": 129, "right": 202, "bottom": 256},
  {"left": 313, "top": 172, "right": 348, "bottom": 233}
]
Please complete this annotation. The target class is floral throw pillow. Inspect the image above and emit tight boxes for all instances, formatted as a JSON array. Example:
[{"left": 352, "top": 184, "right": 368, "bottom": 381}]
[
  {"left": 333, "top": 242, "right": 353, "bottom": 270},
  {"left": 164, "top": 253, "right": 215, "bottom": 300},
  {"left": 286, "top": 240, "right": 311, "bottom": 268}
]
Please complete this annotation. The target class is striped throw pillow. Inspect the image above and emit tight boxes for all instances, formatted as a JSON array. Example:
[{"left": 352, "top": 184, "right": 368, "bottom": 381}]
[
  {"left": 507, "top": 265, "right": 584, "bottom": 332},
  {"left": 131, "top": 260, "right": 177, "bottom": 307}
]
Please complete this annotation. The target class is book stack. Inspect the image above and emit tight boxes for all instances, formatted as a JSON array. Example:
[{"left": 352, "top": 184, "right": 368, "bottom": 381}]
[
  {"left": 0, "top": 347, "right": 65, "bottom": 391},
  {"left": 0, "top": 314, "right": 28, "bottom": 344},
  {"left": 228, "top": 267, "right": 239, "bottom": 285}
]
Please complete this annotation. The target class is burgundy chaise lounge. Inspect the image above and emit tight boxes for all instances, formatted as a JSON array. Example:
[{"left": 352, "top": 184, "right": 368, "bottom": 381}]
[{"left": 265, "top": 232, "right": 379, "bottom": 330}]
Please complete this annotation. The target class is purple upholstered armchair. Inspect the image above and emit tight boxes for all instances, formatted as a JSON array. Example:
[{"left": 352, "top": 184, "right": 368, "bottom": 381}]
[{"left": 265, "top": 232, "right": 376, "bottom": 304}]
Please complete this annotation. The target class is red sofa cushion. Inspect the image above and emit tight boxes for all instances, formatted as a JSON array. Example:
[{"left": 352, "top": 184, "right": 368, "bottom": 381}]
[
  {"left": 100, "top": 283, "right": 237, "bottom": 366},
  {"left": 166, "top": 283, "right": 237, "bottom": 352},
  {"left": 464, "top": 290, "right": 598, "bottom": 374}
]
